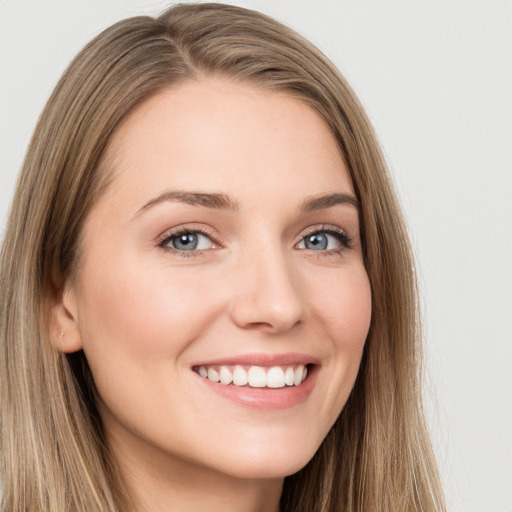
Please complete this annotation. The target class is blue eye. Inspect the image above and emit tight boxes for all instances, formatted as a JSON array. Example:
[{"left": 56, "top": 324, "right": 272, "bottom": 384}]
[
  {"left": 297, "top": 229, "right": 351, "bottom": 251},
  {"left": 303, "top": 233, "right": 330, "bottom": 250},
  {"left": 162, "top": 231, "right": 214, "bottom": 251}
]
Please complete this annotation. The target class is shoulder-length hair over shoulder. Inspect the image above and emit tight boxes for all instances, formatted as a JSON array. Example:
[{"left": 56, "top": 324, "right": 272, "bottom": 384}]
[{"left": 0, "top": 3, "right": 445, "bottom": 511}]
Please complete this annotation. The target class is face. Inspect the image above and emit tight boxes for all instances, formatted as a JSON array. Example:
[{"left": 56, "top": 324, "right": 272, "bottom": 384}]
[{"left": 61, "top": 79, "right": 372, "bottom": 482}]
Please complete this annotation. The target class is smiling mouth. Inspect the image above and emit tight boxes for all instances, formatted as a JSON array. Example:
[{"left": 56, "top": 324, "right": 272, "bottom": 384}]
[{"left": 193, "top": 364, "right": 311, "bottom": 389}]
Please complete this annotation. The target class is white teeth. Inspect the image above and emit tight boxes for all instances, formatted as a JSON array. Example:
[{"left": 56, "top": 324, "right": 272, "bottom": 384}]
[
  {"left": 219, "top": 366, "right": 233, "bottom": 385},
  {"left": 266, "top": 366, "right": 285, "bottom": 388},
  {"left": 207, "top": 368, "right": 220, "bottom": 383},
  {"left": 293, "top": 365, "right": 304, "bottom": 386},
  {"left": 198, "top": 364, "right": 309, "bottom": 388},
  {"left": 248, "top": 366, "right": 267, "bottom": 387},
  {"left": 284, "top": 367, "right": 295, "bottom": 386},
  {"left": 233, "top": 365, "right": 248, "bottom": 386}
]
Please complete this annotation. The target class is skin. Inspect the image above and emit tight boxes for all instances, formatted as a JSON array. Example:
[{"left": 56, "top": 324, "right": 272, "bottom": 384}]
[{"left": 53, "top": 79, "right": 372, "bottom": 512}]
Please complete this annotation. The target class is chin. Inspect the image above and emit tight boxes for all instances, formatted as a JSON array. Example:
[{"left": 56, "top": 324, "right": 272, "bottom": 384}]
[{"left": 209, "top": 435, "right": 322, "bottom": 480}]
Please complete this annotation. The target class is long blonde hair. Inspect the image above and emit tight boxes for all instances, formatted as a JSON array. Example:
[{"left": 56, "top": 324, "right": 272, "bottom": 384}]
[{"left": 0, "top": 3, "right": 445, "bottom": 511}]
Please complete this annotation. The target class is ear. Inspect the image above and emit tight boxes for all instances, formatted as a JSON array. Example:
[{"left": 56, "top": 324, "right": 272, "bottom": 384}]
[{"left": 47, "top": 277, "right": 83, "bottom": 353}]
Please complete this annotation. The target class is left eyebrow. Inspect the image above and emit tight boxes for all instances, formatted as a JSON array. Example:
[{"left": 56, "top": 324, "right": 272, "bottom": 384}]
[{"left": 298, "top": 193, "right": 360, "bottom": 213}]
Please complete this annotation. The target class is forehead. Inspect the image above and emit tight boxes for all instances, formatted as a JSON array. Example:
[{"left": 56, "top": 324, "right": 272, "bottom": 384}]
[{"left": 100, "top": 79, "right": 354, "bottom": 213}]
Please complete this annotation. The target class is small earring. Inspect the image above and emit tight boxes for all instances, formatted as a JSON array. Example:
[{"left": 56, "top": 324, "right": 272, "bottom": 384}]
[{"left": 58, "top": 332, "right": 64, "bottom": 339}]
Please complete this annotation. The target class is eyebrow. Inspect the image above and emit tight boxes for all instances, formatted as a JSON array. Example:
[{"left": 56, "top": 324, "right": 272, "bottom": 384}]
[
  {"left": 134, "top": 190, "right": 239, "bottom": 218},
  {"left": 299, "top": 193, "right": 360, "bottom": 212},
  {"left": 134, "top": 190, "right": 360, "bottom": 218}
]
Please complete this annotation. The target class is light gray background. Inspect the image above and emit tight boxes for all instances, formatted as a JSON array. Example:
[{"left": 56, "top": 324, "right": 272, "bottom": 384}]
[{"left": 1, "top": 1, "right": 511, "bottom": 511}]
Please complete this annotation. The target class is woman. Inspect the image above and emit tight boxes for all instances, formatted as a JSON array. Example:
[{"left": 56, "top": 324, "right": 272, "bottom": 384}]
[{"left": 0, "top": 3, "right": 445, "bottom": 511}]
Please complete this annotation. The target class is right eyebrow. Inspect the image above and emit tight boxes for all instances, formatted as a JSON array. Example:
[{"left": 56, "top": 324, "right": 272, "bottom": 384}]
[
  {"left": 133, "top": 190, "right": 239, "bottom": 219},
  {"left": 299, "top": 192, "right": 360, "bottom": 213}
]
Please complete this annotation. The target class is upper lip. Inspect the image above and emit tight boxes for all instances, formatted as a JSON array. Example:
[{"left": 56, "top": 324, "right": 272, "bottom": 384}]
[{"left": 192, "top": 352, "right": 319, "bottom": 367}]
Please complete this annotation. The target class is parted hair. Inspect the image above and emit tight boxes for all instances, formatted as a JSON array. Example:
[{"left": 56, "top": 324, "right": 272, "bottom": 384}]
[{"left": 0, "top": 3, "right": 445, "bottom": 511}]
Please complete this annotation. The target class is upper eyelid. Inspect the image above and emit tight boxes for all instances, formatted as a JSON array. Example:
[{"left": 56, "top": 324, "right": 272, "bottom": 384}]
[
  {"left": 295, "top": 224, "right": 353, "bottom": 252},
  {"left": 157, "top": 224, "right": 218, "bottom": 246},
  {"left": 300, "top": 224, "right": 346, "bottom": 235},
  {"left": 156, "top": 223, "right": 352, "bottom": 248},
  {"left": 296, "top": 224, "right": 349, "bottom": 241}
]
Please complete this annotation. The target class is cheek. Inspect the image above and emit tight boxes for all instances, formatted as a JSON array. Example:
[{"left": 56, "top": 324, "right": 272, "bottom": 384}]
[
  {"left": 75, "top": 257, "right": 223, "bottom": 380},
  {"left": 307, "top": 266, "right": 371, "bottom": 417},
  {"left": 333, "top": 270, "right": 372, "bottom": 383},
  {"left": 310, "top": 265, "right": 372, "bottom": 347},
  {"left": 74, "top": 258, "right": 230, "bottom": 444}
]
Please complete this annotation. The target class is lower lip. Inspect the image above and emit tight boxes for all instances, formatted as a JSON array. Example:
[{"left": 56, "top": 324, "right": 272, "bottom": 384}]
[{"left": 195, "top": 366, "right": 318, "bottom": 410}]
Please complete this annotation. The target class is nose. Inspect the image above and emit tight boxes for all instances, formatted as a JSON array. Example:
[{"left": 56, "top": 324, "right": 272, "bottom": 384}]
[{"left": 228, "top": 246, "right": 305, "bottom": 334}]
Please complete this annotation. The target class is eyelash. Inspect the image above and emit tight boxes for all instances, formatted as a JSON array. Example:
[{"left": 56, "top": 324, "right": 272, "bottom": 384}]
[
  {"left": 157, "top": 226, "right": 219, "bottom": 258},
  {"left": 157, "top": 224, "right": 353, "bottom": 258},
  {"left": 299, "top": 225, "right": 353, "bottom": 255}
]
